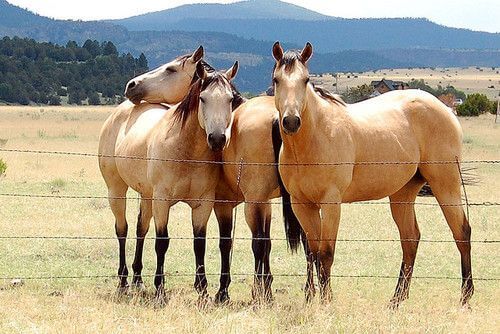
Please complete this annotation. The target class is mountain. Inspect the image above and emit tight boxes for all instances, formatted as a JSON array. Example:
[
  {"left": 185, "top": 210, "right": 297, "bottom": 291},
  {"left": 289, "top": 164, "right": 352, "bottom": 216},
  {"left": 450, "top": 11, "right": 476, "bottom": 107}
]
[
  {"left": 1, "top": 0, "right": 500, "bottom": 93},
  {"left": 112, "top": 0, "right": 331, "bottom": 31},
  {"left": 0, "top": 0, "right": 129, "bottom": 44},
  {"left": 116, "top": 16, "right": 500, "bottom": 54}
]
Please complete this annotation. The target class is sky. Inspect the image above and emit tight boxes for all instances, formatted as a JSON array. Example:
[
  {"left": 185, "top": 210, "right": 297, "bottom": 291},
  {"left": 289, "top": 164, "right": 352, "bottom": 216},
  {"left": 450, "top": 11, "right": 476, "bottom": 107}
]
[{"left": 7, "top": 0, "right": 500, "bottom": 33}]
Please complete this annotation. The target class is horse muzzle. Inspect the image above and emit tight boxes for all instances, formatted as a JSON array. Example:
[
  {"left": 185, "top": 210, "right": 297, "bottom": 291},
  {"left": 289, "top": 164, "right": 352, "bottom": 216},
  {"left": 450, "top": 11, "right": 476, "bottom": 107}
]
[
  {"left": 208, "top": 133, "right": 227, "bottom": 152},
  {"left": 124, "top": 80, "right": 144, "bottom": 105},
  {"left": 282, "top": 115, "right": 301, "bottom": 134}
]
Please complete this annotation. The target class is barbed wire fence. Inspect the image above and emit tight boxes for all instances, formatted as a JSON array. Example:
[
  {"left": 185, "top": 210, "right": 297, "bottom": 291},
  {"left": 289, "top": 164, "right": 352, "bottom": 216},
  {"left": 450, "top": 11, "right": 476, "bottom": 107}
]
[{"left": 0, "top": 148, "right": 499, "bottom": 284}]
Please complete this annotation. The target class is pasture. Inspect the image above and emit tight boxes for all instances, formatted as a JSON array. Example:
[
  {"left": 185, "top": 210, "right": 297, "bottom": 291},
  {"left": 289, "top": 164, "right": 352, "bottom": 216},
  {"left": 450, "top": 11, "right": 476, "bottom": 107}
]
[
  {"left": 0, "top": 106, "right": 498, "bottom": 333},
  {"left": 313, "top": 66, "right": 500, "bottom": 100}
]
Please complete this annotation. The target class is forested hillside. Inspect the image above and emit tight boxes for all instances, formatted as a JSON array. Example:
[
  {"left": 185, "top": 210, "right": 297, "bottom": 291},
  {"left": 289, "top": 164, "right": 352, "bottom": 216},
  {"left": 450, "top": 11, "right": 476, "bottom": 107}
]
[{"left": 0, "top": 37, "right": 148, "bottom": 105}]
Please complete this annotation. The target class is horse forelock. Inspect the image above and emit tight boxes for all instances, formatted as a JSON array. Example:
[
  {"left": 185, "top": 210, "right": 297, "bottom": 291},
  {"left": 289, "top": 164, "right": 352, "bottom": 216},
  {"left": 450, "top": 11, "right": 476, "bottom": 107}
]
[
  {"left": 174, "top": 71, "right": 241, "bottom": 127},
  {"left": 276, "top": 50, "right": 303, "bottom": 73}
]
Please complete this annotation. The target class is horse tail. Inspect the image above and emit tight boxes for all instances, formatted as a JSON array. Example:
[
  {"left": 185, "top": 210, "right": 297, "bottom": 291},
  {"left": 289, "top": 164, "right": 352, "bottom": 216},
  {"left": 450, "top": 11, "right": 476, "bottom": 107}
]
[
  {"left": 271, "top": 118, "right": 303, "bottom": 253},
  {"left": 417, "top": 166, "right": 479, "bottom": 197}
]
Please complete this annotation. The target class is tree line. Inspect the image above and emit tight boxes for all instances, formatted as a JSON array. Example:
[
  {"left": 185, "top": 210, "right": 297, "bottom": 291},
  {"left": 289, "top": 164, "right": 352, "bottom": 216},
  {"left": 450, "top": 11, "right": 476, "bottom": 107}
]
[
  {"left": 0, "top": 37, "right": 148, "bottom": 105},
  {"left": 342, "top": 79, "right": 496, "bottom": 117}
]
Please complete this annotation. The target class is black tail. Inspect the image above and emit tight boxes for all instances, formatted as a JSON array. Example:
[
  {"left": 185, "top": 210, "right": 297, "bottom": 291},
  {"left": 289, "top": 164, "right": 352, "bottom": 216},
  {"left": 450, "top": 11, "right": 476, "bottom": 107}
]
[
  {"left": 418, "top": 166, "right": 480, "bottom": 197},
  {"left": 272, "top": 118, "right": 303, "bottom": 253}
]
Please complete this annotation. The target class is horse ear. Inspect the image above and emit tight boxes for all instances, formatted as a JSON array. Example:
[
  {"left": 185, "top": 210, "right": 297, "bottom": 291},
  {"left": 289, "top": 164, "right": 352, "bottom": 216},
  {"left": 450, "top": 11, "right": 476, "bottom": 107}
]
[
  {"left": 196, "top": 61, "right": 207, "bottom": 80},
  {"left": 189, "top": 45, "right": 204, "bottom": 63},
  {"left": 225, "top": 61, "right": 239, "bottom": 81},
  {"left": 272, "top": 41, "right": 283, "bottom": 62},
  {"left": 300, "top": 42, "right": 313, "bottom": 63}
]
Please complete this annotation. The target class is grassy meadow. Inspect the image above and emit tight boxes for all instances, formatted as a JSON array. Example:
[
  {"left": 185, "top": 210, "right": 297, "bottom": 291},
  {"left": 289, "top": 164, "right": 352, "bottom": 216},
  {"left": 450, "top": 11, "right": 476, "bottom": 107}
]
[
  {"left": 313, "top": 66, "right": 500, "bottom": 100},
  {"left": 0, "top": 106, "right": 498, "bottom": 333}
]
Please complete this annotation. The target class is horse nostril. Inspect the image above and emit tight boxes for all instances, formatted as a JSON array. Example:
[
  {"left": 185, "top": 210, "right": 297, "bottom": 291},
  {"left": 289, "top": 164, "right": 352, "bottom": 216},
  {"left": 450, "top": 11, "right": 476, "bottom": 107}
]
[{"left": 127, "top": 81, "right": 136, "bottom": 91}]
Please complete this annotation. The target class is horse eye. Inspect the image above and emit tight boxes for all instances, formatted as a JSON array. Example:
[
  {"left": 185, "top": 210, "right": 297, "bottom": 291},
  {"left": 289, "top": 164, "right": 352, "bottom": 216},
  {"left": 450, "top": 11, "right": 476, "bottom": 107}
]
[
  {"left": 305, "top": 78, "right": 310, "bottom": 84},
  {"left": 200, "top": 97, "right": 205, "bottom": 104},
  {"left": 273, "top": 78, "right": 279, "bottom": 85},
  {"left": 166, "top": 67, "right": 177, "bottom": 73}
]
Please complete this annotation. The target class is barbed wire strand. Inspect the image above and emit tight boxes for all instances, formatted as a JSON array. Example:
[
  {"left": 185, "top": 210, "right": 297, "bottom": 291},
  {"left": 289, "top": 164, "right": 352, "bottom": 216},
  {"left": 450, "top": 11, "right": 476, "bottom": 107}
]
[
  {"left": 1, "top": 148, "right": 499, "bottom": 166},
  {"left": 0, "top": 273, "right": 498, "bottom": 282},
  {"left": 1, "top": 193, "right": 498, "bottom": 207},
  {"left": 0, "top": 235, "right": 497, "bottom": 243}
]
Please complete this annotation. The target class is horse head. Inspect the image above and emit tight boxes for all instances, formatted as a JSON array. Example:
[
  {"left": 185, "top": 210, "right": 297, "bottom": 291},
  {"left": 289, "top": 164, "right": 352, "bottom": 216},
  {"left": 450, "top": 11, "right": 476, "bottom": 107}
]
[{"left": 125, "top": 46, "right": 204, "bottom": 105}]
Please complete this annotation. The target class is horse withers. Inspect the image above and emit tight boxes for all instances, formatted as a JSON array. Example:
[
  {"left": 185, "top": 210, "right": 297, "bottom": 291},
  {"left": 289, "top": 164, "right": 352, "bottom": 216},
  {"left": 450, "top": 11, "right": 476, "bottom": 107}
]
[
  {"left": 99, "top": 55, "right": 239, "bottom": 301},
  {"left": 272, "top": 41, "right": 474, "bottom": 308}
]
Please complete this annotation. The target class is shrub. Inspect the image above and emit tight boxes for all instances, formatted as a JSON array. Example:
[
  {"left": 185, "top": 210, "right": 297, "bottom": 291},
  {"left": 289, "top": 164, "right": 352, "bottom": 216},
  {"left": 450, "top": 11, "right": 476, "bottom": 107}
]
[
  {"left": 457, "top": 93, "right": 496, "bottom": 116},
  {"left": 0, "top": 158, "right": 6, "bottom": 176}
]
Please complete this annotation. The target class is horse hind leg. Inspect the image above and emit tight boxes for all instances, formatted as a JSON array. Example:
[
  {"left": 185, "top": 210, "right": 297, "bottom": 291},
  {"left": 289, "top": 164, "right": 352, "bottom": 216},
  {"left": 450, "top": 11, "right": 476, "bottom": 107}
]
[
  {"left": 419, "top": 164, "right": 474, "bottom": 307},
  {"left": 388, "top": 176, "right": 426, "bottom": 309},
  {"left": 132, "top": 198, "right": 152, "bottom": 290},
  {"left": 107, "top": 181, "right": 129, "bottom": 291}
]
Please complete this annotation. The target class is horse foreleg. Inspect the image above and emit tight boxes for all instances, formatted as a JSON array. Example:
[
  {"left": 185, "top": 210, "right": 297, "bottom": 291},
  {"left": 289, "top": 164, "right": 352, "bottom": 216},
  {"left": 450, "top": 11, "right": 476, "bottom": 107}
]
[
  {"left": 108, "top": 185, "right": 129, "bottom": 292},
  {"left": 132, "top": 198, "right": 152, "bottom": 290},
  {"left": 191, "top": 201, "right": 212, "bottom": 299},
  {"left": 301, "top": 230, "right": 316, "bottom": 302},
  {"left": 246, "top": 202, "right": 273, "bottom": 303},
  {"left": 316, "top": 202, "right": 341, "bottom": 302},
  {"left": 214, "top": 203, "right": 234, "bottom": 304},
  {"left": 152, "top": 197, "right": 171, "bottom": 302},
  {"left": 291, "top": 201, "right": 321, "bottom": 302}
]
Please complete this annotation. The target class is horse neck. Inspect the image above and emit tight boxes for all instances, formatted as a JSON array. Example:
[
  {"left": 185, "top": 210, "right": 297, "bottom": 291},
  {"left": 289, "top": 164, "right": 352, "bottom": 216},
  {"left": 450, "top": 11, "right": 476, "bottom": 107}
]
[
  {"left": 281, "top": 85, "right": 342, "bottom": 156},
  {"left": 173, "top": 110, "right": 212, "bottom": 159}
]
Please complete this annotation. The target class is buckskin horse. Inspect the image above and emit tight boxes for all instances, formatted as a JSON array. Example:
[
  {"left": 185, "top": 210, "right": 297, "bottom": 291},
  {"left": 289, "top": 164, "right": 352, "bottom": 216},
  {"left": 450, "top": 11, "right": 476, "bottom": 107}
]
[
  {"left": 99, "top": 58, "right": 239, "bottom": 301},
  {"left": 271, "top": 41, "right": 473, "bottom": 308}
]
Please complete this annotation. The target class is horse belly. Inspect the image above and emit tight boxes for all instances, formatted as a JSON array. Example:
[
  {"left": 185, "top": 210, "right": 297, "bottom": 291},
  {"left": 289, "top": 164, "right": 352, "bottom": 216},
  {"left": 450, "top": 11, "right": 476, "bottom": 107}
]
[
  {"left": 152, "top": 163, "right": 219, "bottom": 203},
  {"left": 115, "top": 134, "right": 151, "bottom": 195},
  {"left": 342, "top": 163, "right": 417, "bottom": 202}
]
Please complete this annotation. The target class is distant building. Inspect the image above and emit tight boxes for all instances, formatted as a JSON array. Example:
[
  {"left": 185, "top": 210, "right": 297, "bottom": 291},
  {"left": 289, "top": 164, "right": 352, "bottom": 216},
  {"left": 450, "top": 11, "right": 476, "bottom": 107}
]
[{"left": 371, "top": 79, "right": 409, "bottom": 94}]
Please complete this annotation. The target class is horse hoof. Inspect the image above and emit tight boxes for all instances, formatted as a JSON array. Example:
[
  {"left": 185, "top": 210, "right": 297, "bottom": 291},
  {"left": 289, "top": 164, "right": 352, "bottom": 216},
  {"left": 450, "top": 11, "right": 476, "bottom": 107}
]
[
  {"left": 116, "top": 284, "right": 129, "bottom": 296},
  {"left": 197, "top": 293, "right": 210, "bottom": 309},
  {"left": 388, "top": 298, "right": 402, "bottom": 310},
  {"left": 304, "top": 289, "right": 316, "bottom": 303},
  {"left": 214, "top": 291, "right": 230, "bottom": 305},
  {"left": 132, "top": 281, "right": 146, "bottom": 293}
]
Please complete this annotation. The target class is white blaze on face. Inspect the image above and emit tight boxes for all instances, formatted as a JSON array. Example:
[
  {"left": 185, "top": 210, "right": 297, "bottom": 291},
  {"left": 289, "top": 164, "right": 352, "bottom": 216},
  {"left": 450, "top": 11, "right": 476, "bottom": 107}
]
[
  {"left": 198, "top": 80, "right": 233, "bottom": 141},
  {"left": 274, "top": 61, "right": 310, "bottom": 120}
]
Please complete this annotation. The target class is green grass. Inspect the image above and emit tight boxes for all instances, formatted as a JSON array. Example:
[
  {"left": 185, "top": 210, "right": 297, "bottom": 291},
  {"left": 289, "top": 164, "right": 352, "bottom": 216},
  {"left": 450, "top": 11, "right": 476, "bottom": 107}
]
[{"left": 0, "top": 107, "right": 498, "bottom": 333}]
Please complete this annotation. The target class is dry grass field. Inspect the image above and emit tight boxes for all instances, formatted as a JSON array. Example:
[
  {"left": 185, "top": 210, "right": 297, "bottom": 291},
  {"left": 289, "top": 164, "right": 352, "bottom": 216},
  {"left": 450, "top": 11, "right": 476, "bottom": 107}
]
[
  {"left": 0, "top": 106, "right": 499, "bottom": 333},
  {"left": 313, "top": 66, "right": 500, "bottom": 100}
]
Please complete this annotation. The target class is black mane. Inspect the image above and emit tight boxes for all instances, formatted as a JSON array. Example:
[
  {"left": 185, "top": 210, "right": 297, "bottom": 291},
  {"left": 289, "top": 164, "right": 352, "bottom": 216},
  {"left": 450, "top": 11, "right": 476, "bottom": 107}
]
[{"left": 174, "top": 70, "right": 246, "bottom": 126}]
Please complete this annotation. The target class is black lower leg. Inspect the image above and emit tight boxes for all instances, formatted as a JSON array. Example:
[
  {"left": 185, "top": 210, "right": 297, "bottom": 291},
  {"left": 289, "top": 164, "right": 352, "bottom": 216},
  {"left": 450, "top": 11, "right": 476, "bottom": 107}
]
[
  {"left": 252, "top": 232, "right": 266, "bottom": 299},
  {"left": 216, "top": 218, "right": 233, "bottom": 303},
  {"left": 154, "top": 229, "right": 170, "bottom": 294},
  {"left": 262, "top": 228, "right": 273, "bottom": 299},
  {"left": 132, "top": 210, "right": 147, "bottom": 286},
  {"left": 193, "top": 229, "right": 208, "bottom": 296},
  {"left": 391, "top": 262, "right": 413, "bottom": 306},
  {"left": 116, "top": 224, "right": 128, "bottom": 289},
  {"left": 302, "top": 236, "right": 315, "bottom": 301}
]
